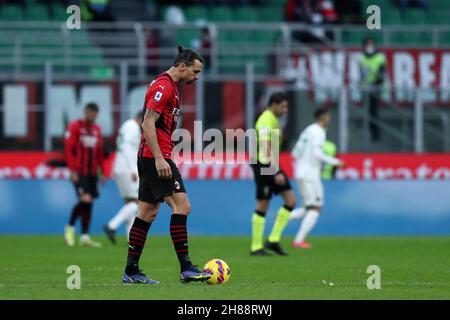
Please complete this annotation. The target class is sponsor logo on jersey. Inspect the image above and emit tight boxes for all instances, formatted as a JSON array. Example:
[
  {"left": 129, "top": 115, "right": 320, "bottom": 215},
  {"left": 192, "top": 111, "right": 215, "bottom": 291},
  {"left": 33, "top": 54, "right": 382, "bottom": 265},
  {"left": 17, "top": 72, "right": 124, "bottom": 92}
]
[{"left": 80, "top": 135, "right": 98, "bottom": 148}]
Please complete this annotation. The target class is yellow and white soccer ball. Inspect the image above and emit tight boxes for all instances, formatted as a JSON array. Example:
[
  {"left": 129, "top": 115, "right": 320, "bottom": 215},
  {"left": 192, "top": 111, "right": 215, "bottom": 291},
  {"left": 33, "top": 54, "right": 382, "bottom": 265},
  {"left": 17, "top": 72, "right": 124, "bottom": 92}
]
[{"left": 203, "top": 259, "right": 231, "bottom": 285}]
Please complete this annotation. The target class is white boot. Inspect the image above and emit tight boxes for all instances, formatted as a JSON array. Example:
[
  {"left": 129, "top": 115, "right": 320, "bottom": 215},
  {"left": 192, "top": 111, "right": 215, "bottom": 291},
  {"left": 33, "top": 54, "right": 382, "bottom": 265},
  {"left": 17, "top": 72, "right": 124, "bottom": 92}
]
[{"left": 79, "top": 234, "right": 102, "bottom": 248}]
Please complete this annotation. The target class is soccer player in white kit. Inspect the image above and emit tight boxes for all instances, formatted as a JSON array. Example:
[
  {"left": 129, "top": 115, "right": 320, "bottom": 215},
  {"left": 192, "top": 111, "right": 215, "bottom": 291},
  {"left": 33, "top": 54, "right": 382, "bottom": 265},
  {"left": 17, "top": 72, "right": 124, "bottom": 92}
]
[
  {"left": 103, "top": 112, "right": 142, "bottom": 244},
  {"left": 290, "top": 107, "right": 344, "bottom": 249}
]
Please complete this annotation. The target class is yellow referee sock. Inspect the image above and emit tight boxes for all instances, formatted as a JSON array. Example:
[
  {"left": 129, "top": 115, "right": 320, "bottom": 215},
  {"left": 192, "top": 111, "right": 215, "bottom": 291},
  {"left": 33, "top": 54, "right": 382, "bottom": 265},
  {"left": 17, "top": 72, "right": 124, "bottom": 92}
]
[
  {"left": 268, "top": 206, "right": 291, "bottom": 243},
  {"left": 251, "top": 213, "right": 266, "bottom": 252}
]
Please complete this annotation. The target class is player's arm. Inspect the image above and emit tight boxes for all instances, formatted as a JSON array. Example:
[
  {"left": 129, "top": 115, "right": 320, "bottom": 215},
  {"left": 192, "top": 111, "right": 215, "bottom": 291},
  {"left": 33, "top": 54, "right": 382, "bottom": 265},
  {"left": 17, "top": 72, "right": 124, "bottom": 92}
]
[
  {"left": 313, "top": 132, "right": 343, "bottom": 167},
  {"left": 97, "top": 129, "right": 108, "bottom": 181},
  {"left": 291, "top": 134, "right": 303, "bottom": 159},
  {"left": 64, "top": 122, "right": 79, "bottom": 183},
  {"left": 120, "top": 128, "right": 139, "bottom": 181},
  {"left": 258, "top": 126, "right": 283, "bottom": 182},
  {"left": 142, "top": 108, "right": 172, "bottom": 180}
]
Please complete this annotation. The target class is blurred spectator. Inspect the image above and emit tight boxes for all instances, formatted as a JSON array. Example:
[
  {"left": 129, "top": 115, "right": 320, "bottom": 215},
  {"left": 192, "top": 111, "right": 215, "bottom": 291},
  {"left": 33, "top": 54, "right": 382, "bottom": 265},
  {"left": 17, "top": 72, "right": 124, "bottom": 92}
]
[
  {"left": 359, "top": 37, "right": 387, "bottom": 142},
  {"left": 146, "top": 28, "right": 161, "bottom": 75},
  {"left": 334, "top": 0, "right": 362, "bottom": 24},
  {"left": 395, "top": 0, "right": 428, "bottom": 12},
  {"left": 81, "top": 0, "right": 114, "bottom": 22},
  {"left": 286, "top": 0, "right": 337, "bottom": 44},
  {"left": 192, "top": 27, "right": 212, "bottom": 70}
]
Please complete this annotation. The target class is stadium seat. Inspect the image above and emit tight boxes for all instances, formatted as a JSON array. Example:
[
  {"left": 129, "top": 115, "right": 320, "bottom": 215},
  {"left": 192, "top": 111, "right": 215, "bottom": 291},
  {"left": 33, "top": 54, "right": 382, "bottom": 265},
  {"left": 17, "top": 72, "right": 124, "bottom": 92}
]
[
  {"left": 343, "top": 31, "right": 382, "bottom": 46},
  {"left": 25, "top": 4, "right": 49, "bottom": 21},
  {"left": 252, "top": 30, "right": 280, "bottom": 45},
  {"left": 0, "top": 5, "right": 24, "bottom": 21},
  {"left": 176, "top": 29, "right": 200, "bottom": 48},
  {"left": 403, "top": 9, "right": 427, "bottom": 25},
  {"left": 50, "top": 3, "right": 69, "bottom": 21},
  {"left": 382, "top": 10, "right": 402, "bottom": 25},
  {"left": 233, "top": 7, "right": 258, "bottom": 22},
  {"left": 426, "top": 10, "right": 450, "bottom": 25},
  {"left": 429, "top": 0, "right": 450, "bottom": 9},
  {"left": 438, "top": 31, "right": 450, "bottom": 45},
  {"left": 258, "top": 7, "right": 284, "bottom": 22},
  {"left": 267, "top": 0, "right": 288, "bottom": 5},
  {"left": 184, "top": 6, "right": 208, "bottom": 22},
  {"left": 209, "top": 7, "right": 233, "bottom": 22}
]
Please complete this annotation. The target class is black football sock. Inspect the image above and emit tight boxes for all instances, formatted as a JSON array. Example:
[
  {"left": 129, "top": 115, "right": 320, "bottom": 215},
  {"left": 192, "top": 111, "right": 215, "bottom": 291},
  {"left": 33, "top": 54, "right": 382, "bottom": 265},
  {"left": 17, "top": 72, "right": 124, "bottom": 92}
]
[
  {"left": 125, "top": 217, "right": 151, "bottom": 274},
  {"left": 170, "top": 214, "right": 192, "bottom": 272},
  {"left": 80, "top": 202, "right": 93, "bottom": 234},
  {"left": 69, "top": 202, "right": 84, "bottom": 226}
]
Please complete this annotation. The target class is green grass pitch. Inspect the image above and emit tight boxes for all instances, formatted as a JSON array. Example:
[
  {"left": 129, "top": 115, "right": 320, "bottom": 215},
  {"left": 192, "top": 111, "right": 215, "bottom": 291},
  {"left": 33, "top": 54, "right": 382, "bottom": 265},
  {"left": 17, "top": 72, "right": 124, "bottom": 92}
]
[{"left": 0, "top": 235, "right": 449, "bottom": 299}]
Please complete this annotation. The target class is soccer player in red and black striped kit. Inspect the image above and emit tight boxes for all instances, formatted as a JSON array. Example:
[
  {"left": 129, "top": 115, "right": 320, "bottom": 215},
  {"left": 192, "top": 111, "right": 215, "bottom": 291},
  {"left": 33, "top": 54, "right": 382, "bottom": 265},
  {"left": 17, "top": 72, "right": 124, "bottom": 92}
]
[
  {"left": 122, "top": 45, "right": 212, "bottom": 284},
  {"left": 64, "top": 103, "right": 104, "bottom": 248}
]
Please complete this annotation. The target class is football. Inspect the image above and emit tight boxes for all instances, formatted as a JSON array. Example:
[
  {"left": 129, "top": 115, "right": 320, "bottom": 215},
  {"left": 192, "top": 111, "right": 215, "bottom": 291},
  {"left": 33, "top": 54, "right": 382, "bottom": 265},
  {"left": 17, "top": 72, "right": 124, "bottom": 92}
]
[{"left": 203, "top": 259, "right": 231, "bottom": 285}]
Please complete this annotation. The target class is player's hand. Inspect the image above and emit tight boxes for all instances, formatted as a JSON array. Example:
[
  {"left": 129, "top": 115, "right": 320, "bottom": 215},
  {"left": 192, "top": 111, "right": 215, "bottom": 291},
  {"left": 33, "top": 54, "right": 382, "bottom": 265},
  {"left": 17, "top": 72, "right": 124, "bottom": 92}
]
[
  {"left": 337, "top": 160, "right": 345, "bottom": 168},
  {"left": 156, "top": 157, "right": 172, "bottom": 180},
  {"left": 274, "top": 172, "right": 286, "bottom": 185},
  {"left": 131, "top": 172, "right": 138, "bottom": 182},
  {"left": 70, "top": 171, "right": 79, "bottom": 183}
]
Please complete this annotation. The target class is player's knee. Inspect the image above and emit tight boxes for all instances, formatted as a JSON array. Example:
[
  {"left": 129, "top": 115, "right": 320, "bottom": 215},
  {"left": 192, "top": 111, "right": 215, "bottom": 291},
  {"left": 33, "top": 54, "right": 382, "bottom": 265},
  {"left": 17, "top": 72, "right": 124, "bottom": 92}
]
[
  {"left": 306, "top": 205, "right": 321, "bottom": 212},
  {"left": 285, "top": 198, "right": 296, "bottom": 209},
  {"left": 80, "top": 194, "right": 93, "bottom": 203},
  {"left": 256, "top": 200, "right": 269, "bottom": 212},
  {"left": 140, "top": 208, "right": 158, "bottom": 222},
  {"left": 180, "top": 201, "right": 191, "bottom": 215}
]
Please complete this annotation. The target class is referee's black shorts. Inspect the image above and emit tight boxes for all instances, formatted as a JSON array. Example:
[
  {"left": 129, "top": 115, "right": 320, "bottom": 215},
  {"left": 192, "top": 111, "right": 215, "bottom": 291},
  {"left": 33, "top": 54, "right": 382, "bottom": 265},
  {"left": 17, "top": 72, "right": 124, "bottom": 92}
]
[
  {"left": 250, "top": 162, "right": 291, "bottom": 200},
  {"left": 73, "top": 175, "right": 99, "bottom": 198},
  {"left": 138, "top": 156, "right": 186, "bottom": 203}
]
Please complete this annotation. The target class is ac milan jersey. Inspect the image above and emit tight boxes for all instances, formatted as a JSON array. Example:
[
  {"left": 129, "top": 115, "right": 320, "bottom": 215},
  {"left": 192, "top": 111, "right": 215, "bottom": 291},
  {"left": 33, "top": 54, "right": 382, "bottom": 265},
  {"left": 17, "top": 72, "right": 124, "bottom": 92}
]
[
  {"left": 139, "top": 72, "right": 181, "bottom": 159},
  {"left": 64, "top": 119, "right": 104, "bottom": 177}
]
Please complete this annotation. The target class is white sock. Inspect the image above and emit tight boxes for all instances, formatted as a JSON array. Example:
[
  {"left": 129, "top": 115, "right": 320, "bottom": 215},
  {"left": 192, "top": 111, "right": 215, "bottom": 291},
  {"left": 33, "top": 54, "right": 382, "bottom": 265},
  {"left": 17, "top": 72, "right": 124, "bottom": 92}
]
[
  {"left": 294, "top": 209, "right": 319, "bottom": 243},
  {"left": 289, "top": 207, "right": 306, "bottom": 220},
  {"left": 108, "top": 202, "right": 138, "bottom": 231}
]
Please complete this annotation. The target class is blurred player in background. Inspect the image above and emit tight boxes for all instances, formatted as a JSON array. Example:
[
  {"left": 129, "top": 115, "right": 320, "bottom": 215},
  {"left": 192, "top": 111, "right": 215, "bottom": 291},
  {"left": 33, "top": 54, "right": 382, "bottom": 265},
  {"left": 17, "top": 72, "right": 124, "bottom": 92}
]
[
  {"left": 103, "top": 112, "right": 143, "bottom": 245},
  {"left": 250, "top": 92, "right": 297, "bottom": 256},
  {"left": 64, "top": 103, "right": 104, "bottom": 248},
  {"left": 122, "top": 45, "right": 212, "bottom": 284},
  {"left": 289, "top": 107, "right": 344, "bottom": 249},
  {"left": 321, "top": 140, "right": 338, "bottom": 180}
]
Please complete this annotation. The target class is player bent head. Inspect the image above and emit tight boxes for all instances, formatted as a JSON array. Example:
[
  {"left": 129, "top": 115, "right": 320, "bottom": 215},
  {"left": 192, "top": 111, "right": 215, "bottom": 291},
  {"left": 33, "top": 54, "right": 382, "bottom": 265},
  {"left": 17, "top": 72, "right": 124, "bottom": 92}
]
[
  {"left": 172, "top": 45, "right": 204, "bottom": 84},
  {"left": 84, "top": 102, "right": 99, "bottom": 124}
]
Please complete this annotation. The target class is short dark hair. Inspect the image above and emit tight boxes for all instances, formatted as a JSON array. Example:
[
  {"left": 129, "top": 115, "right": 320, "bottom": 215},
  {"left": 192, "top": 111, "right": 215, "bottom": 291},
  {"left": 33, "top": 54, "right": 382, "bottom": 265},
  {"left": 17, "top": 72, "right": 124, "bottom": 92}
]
[
  {"left": 314, "top": 107, "right": 330, "bottom": 120},
  {"left": 173, "top": 45, "right": 204, "bottom": 67},
  {"left": 268, "top": 91, "right": 288, "bottom": 106},
  {"left": 85, "top": 102, "right": 99, "bottom": 112},
  {"left": 362, "top": 37, "right": 375, "bottom": 46}
]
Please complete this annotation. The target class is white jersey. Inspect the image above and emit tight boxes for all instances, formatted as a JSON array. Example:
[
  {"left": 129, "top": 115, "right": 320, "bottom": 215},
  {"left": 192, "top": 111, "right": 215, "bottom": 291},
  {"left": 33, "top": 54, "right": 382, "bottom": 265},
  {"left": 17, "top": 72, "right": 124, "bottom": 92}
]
[
  {"left": 113, "top": 119, "right": 141, "bottom": 175},
  {"left": 292, "top": 123, "right": 340, "bottom": 181}
]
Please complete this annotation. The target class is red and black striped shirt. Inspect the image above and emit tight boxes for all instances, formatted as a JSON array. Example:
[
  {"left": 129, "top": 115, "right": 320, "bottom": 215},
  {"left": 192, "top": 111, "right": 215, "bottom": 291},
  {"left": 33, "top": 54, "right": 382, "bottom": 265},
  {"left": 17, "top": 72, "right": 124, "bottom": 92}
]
[
  {"left": 64, "top": 119, "right": 104, "bottom": 177},
  {"left": 139, "top": 72, "right": 181, "bottom": 159}
]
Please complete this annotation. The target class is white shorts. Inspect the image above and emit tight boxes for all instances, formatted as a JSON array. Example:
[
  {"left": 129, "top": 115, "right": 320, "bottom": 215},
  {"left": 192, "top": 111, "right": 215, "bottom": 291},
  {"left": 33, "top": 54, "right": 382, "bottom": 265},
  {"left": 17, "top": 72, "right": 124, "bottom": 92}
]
[
  {"left": 297, "top": 179, "right": 324, "bottom": 207},
  {"left": 114, "top": 172, "right": 139, "bottom": 199}
]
